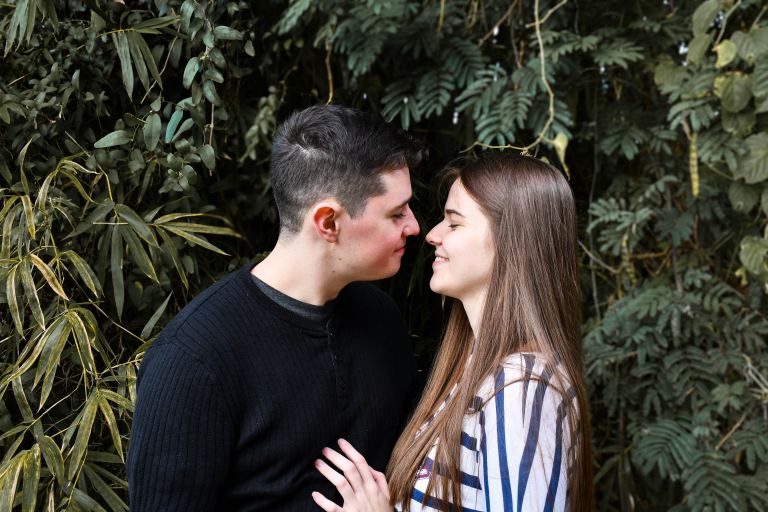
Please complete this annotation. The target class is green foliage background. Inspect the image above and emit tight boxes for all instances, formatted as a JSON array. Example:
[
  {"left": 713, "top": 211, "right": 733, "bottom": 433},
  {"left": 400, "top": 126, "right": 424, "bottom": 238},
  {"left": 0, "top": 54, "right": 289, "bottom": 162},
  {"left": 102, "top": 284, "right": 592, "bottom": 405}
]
[{"left": 1, "top": 0, "right": 767, "bottom": 510}]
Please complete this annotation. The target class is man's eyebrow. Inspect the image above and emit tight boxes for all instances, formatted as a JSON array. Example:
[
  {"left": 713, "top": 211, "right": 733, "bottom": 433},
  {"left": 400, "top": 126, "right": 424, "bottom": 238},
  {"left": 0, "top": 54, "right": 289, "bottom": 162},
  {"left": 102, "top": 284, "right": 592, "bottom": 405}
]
[
  {"left": 445, "top": 208, "right": 464, "bottom": 217},
  {"left": 391, "top": 197, "right": 412, "bottom": 210}
]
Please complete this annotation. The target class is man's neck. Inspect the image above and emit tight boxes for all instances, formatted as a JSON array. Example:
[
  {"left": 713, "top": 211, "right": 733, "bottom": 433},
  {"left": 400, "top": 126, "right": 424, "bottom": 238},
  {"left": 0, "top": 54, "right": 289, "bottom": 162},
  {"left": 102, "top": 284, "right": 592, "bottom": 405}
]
[{"left": 250, "top": 238, "right": 346, "bottom": 306}]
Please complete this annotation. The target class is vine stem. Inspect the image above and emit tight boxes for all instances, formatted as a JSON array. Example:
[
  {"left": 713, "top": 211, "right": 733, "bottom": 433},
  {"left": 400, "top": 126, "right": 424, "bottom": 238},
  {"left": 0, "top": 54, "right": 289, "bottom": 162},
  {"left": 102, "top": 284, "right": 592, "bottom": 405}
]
[{"left": 465, "top": 0, "right": 563, "bottom": 154}]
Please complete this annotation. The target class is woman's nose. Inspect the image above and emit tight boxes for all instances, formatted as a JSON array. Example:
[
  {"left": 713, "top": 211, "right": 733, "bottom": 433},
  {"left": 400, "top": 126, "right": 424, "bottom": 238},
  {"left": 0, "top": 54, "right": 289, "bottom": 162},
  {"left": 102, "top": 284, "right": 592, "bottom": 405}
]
[{"left": 425, "top": 224, "right": 441, "bottom": 246}]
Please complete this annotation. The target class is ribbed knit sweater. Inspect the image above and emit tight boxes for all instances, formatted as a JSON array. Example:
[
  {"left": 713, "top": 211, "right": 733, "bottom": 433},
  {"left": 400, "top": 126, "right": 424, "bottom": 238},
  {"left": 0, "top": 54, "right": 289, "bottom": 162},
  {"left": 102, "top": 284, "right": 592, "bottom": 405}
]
[{"left": 127, "top": 264, "right": 419, "bottom": 511}]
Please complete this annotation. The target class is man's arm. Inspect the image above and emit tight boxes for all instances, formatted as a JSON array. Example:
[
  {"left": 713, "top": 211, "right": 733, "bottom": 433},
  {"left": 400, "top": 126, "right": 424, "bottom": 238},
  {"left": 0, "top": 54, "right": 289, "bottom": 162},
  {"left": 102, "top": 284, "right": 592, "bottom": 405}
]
[{"left": 127, "top": 342, "right": 235, "bottom": 511}]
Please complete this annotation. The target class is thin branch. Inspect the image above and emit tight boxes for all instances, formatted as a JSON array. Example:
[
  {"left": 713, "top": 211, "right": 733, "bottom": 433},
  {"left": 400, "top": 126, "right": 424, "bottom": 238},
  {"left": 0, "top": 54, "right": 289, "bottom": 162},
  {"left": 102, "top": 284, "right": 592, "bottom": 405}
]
[
  {"left": 714, "top": 0, "right": 743, "bottom": 46},
  {"left": 579, "top": 240, "right": 619, "bottom": 274},
  {"left": 478, "top": 0, "right": 519, "bottom": 47},
  {"left": 325, "top": 40, "right": 334, "bottom": 105},
  {"left": 525, "top": 0, "right": 568, "bottom": 28},
  {"left": 715, "top": 412, "right": 747, "bottom": 451}
]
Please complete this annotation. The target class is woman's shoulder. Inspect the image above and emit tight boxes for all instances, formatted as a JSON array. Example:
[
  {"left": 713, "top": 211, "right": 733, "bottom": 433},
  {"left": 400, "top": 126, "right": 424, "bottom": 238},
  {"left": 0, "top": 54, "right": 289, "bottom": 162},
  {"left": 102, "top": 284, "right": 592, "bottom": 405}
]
[{"left": 475, "top": 352, "right": 572, "bottom": 406}]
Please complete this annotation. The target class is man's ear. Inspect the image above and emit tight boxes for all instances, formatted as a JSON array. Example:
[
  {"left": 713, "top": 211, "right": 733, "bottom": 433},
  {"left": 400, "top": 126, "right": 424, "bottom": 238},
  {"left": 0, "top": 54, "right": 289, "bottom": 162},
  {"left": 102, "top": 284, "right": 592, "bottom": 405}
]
[{"left": 311, "top": 201, "right": 343, "bottom": 243}]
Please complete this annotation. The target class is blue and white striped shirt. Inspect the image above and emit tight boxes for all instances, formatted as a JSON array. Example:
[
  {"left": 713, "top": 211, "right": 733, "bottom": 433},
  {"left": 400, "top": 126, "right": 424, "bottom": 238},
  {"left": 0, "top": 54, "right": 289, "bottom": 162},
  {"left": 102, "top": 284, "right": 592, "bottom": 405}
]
[{"left": 397, "top": 353, "right": 574, "bottom": 511}]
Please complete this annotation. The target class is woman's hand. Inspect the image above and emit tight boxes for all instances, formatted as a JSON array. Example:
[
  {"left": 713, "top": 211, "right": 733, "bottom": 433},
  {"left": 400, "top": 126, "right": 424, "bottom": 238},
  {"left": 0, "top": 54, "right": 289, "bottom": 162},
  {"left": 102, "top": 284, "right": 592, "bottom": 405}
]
[{"left": 312, "top": 438, "right": 392, "bottom": 512}]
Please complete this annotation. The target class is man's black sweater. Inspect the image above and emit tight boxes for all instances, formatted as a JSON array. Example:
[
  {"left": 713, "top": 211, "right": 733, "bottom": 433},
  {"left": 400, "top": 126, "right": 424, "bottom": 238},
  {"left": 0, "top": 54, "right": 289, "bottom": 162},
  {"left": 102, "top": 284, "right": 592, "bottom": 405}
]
[{"left": 127, "top": 264, "right": 418, "bottom": 511}]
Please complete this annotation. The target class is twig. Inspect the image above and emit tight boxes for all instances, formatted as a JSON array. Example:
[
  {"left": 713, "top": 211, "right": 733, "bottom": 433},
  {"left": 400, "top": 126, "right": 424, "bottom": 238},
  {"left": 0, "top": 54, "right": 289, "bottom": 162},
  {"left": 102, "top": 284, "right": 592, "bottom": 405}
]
[
  {"left": 579, "top": 240, "right": 619, "bottom": 274},
  {"left": 208, "top": 102, "right": 215, "bottom": 146},
  {"left": 715, "top": 412, "right": 747, "bottom": 450},
  {"left": 714, "top": 0, "right": 742, "bottom": 46},
  {"left": 437, "top": 0, "right": 446, "bottom": 32},
  {"left": 478, "top": 0, "right": 519, "bottom": 47},
  {"left": 325, "top": 40, "right": 334, "bottom": 105},
  {"left": 525, "top": 0, "right": 568, "bottom": 28}
]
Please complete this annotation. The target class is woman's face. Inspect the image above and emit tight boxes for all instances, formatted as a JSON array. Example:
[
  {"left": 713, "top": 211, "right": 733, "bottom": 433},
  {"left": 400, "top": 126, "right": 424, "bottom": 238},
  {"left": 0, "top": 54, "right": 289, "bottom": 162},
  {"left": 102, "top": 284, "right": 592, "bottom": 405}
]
[{"left": 426, "top": 179, "right": 494, "bottom": 306}]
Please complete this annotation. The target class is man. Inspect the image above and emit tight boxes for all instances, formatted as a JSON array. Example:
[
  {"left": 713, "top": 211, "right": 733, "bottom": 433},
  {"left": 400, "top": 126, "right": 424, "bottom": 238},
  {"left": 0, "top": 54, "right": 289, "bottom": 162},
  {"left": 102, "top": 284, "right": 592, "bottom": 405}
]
[{"left": 127, "top": 105, "right": 423, "bottom": 510}]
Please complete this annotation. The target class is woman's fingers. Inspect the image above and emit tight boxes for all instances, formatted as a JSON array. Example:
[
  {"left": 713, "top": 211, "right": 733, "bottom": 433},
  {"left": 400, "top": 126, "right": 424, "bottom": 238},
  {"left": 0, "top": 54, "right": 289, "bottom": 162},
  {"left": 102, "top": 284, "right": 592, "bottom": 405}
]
[
  {"left": 323, "top": 446, "right": 365, "bottom": 494},
  {"left": 337, "top": 439, "right": 378, "bottom": 492},
  {"left": 372, "top": 469, "right": 390, "bottom": 497},
  {"left": 311, "top": 491, "right": 343, "bottom": 512},
  {"left": 315, "top": 459, "right": 357, "bottom": 504}
]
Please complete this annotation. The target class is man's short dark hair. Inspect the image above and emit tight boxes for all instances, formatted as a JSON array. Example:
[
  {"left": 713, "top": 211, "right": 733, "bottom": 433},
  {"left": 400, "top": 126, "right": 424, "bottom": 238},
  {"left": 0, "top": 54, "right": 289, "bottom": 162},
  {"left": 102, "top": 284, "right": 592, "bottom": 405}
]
[{"left": 269, "top": 104, "right": 424, "bottom": 234}]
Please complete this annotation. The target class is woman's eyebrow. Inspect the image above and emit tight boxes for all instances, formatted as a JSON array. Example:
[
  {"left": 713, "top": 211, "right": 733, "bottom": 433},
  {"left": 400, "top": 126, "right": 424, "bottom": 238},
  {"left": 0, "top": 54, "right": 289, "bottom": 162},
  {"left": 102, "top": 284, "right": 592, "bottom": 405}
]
[{"left": 444, "top": 208, "right": 464, "bottom": 217}]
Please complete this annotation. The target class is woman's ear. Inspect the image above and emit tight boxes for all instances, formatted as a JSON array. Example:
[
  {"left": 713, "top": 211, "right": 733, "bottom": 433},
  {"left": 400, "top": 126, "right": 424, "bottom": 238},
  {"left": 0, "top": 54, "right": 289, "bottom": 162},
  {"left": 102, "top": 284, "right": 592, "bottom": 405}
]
[{"left": 311, "top": 201, "right": 342, "bottom": 243}]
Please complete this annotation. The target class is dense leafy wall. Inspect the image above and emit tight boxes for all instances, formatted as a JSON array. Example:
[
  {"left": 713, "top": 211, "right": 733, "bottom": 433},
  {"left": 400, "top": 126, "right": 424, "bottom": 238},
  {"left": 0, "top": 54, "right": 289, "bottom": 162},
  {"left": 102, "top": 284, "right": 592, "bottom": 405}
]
[{"left": 1, "top": 0, "right": 767, "bottom": 510}]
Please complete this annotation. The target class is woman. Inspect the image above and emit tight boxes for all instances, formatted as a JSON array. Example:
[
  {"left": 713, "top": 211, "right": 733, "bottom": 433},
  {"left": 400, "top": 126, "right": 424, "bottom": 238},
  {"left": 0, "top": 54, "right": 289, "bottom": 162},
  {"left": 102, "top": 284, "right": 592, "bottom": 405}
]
[{"left": 312, "top": 154, "right": 594, "bottom": 511}]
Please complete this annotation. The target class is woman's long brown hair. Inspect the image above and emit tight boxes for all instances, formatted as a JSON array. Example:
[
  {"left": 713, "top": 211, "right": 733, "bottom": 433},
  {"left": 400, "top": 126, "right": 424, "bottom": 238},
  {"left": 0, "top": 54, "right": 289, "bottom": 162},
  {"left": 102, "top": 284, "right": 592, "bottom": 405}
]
[{"left": 386, "top": 154, "right": 594, "bottom": 511}]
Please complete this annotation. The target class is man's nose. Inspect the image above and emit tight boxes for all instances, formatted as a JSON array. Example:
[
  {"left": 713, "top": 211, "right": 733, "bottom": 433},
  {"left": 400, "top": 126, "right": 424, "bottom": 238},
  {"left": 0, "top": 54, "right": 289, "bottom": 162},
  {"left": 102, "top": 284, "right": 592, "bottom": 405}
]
[{"left": 405, "top": 209, "right": 420, "bottom": 237}]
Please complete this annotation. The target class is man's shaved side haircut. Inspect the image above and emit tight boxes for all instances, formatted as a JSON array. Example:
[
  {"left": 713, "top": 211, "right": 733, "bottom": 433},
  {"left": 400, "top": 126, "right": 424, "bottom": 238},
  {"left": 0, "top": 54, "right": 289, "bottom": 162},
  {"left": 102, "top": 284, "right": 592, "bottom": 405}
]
[{"left": 270, "top": 104, "right": 423, "bottom": 234}]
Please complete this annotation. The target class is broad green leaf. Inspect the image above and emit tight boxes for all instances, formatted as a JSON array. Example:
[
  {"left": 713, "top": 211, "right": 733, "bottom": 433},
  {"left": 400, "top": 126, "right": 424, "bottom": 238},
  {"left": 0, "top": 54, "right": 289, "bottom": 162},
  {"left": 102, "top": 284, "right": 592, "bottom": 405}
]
[
  {"left": 38, "top": 436, "right": 64, "bottom": 487},
  {"left": 762, "top": 187, "right": 768, "bottom": 215},
  {"left": 111, "top": 31, "right": 134, "bottom": 96},
  {"left": 687, "top": 33, "right": 713, "bottom": 66},
  {"left": 143, "top": 113, "right": 161, "bottom": 150},
  {"left": 19, "top": 262, "right": 45, "bottom": 329},
  {"left": 714, "top": 72, "right": 752, "bottom": 112},
  {"left": 111, "top": 225, "right": 125, "bottom": 319},
  {"left": 732, "top": 27, "right": 768, "bottom": 64},
  {"left": 721, "top": 109, "right": 756, "bottom": 137},
  {"left": 714, "top": 40, "right": 737, "bottom": 68},
  {"left": 203, "top": 80, "right": 222, "bottom": 106},
  {"left": 97, "top": 394, "right": 124, "bottom": 461},
  {"left": 165, "top": 110, "right": 184, "bottom": 143},
  {"left": 28, "top": 253, "right": 68, "bottom": 300},
  {"left": 6, "top": 264, "right": 23, "bottom": 334},
  {"left": 162, "top": 225, "right": 229, "bottom": 255},
  {"left": 213, "top": 26, "right": 243, "bottom": 40},
  {"left": 94, "top": 130, "right": 133, "bottom": 148},
  {"left": 654, "top": 59, "right": 688, "bottom": 91},
  {"left": 199, "top": 144, "right": 216, "bottom": 169},
  {"left": 728, "top": 180, "right": 759, "bottom": 212},
  {"left": 67, "top": 393, "right": 99, "bottom": 484},
  {"left": 22, "top": 445, "right": 40, "bottom": 512},
  {"left": 753, "top": 59, "right": 768, "bottom": 102},
  {"left": 183, "top": 56, "right": 200, "bottom": 89},
  {"left": 740, "top": 236, "right": 768, "bottom": 275},
  {"left": 692, "top": 0, "right": 719, "bottom": 36},
  {"left": 171, "top": 118, "right": 196, "bottom": 142},
  {"left": 736, "top": 133, "right": 768, "bottom": 184}
]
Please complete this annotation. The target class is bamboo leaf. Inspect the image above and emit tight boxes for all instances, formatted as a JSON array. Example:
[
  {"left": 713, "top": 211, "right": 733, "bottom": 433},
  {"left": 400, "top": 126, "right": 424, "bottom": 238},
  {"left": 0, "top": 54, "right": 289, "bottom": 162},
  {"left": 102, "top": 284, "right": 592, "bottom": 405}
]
[
  {"left": 121, "top": 225, "right": 159, "bottom": 282},
  {"left": 94, "top": 129, "right": 133, "bottom": 148},
  {"left": 7, "top": 263, "right": 24, "bottom": 334},
  {"left": 21, "top": 195, "right": 35, "bottom": 240},
  {"left": 157, "top": 228, "right": 188, "bottom": 290},
  {"left": 70, "top": 487, "right": 108, "bottom": 512},
  {"left": 83, "top": 463, "right": 129, "bottom": 511},
  {"left": 126, "top": 31, "right": 150, "bottom": 92},
  {"left": 115, "top": 204, "right": 157, "bottom": 246},
  {"left": 162, "top": 225, "right": 229, "bottom": 255},
  {"left": 133, "top": 28, "right": 163, "bottom": 86},
  {"left": 68, "top": 310, "right": 96, "bottom": 374},
  {"left": 37, "top": 323, "right": 71, "bottom": 409},
  {"left": 19, "top": 261, "right": 45, "bottom": 329},
  {"left": 0, "top": 455, "right": 22, "bottom": 512},
  {"left": 153, "top": 212, "right": 210, "bottom": 224},
  {"left": 97, "top": 395, "right": 124, "bottom": 461},
  {"left": 141, "top": 293, "right": 172, "bottom": 339},
  {"left": 22, "top": 445, "right": 40, "bottom": 512},
  {"left": 162, "top": 221, "right": 241, "bottom": 237},
  {"left": 38, "top": 436, "right": 64, "bottom": 488},
  {"left": 62, "top": 250, "right": 102, "bottom": 297},
  {"left": 111, "top": 31, "right": 134, "bottom": 96},
  {"left": 67, "top": 393, "right": 99, "bottom": 484},
  {"left": 28, "top": 253, "right": 69, "bottom": 300},
  {"left": 0, "top": 318, "right": 65, "bottom": 392},
  {"left": 99, "top": 389, "right": 134, "bottom": 412},
  {"left": 110, "top": 225, "right": 125, "bottom": 318},
  {"left": 66, "top": 198, "right": 114, "bottom": 239}
]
